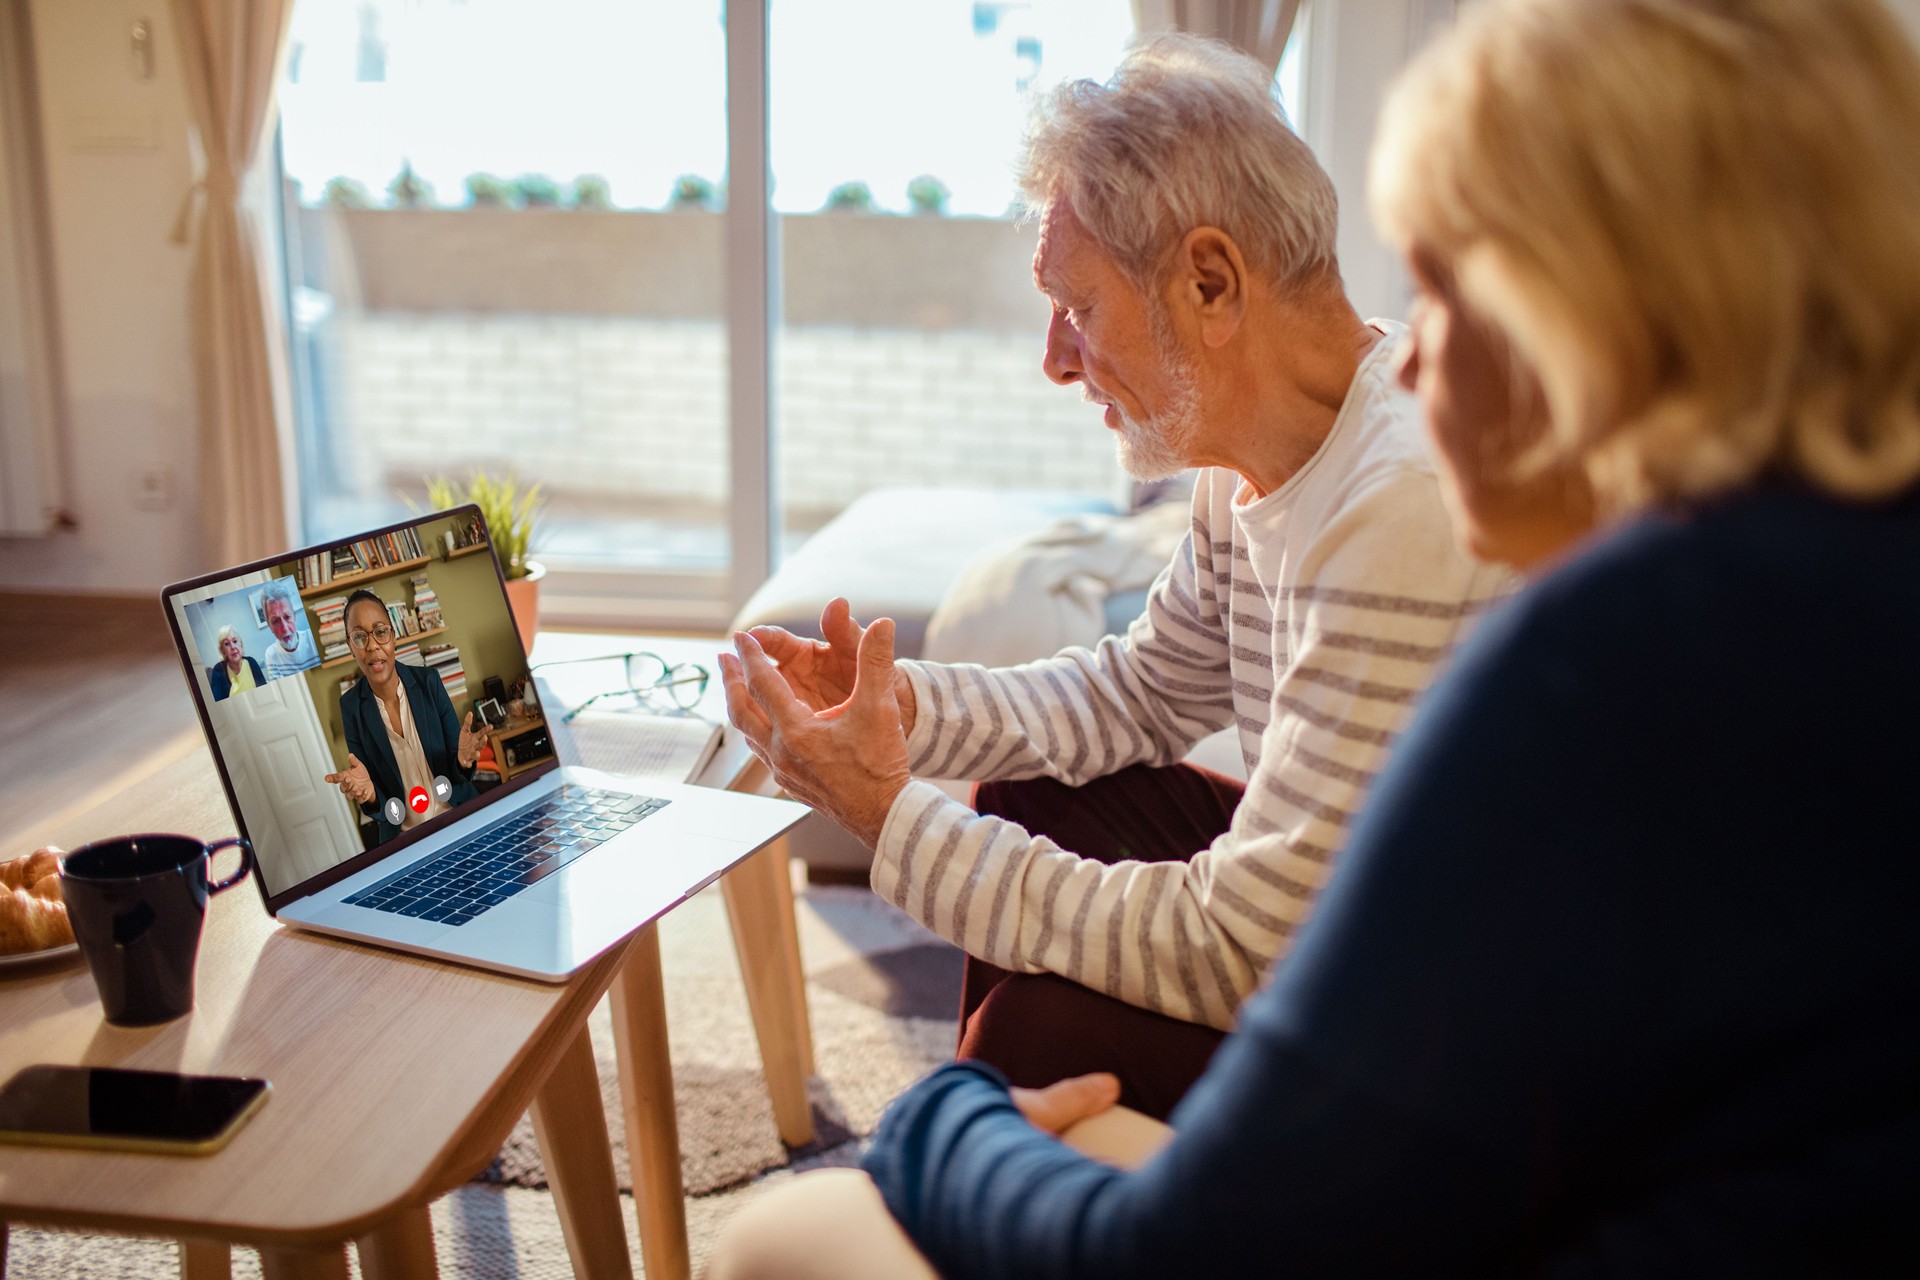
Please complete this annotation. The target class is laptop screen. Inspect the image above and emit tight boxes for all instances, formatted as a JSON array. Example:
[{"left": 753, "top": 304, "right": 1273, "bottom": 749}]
[{"left": 163, "top": 508, "right": 546, "bottom": 905}]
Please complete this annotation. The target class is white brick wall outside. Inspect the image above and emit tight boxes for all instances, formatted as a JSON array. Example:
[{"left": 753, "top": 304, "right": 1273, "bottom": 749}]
[{"left": 330, "top": 315, "right": 1118, "bottom": 518}]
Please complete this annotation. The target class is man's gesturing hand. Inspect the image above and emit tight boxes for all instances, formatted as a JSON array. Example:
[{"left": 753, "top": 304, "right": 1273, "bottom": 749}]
[
  {"left": 745, "top": 597, "right": 917, "bottom": 736},
  {"left": 721, "top": 614, "right": 912, "bottom": 847}
]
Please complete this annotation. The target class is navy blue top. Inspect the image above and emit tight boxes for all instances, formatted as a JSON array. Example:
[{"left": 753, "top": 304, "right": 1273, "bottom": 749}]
[
  {"left": 207, "top": 655, "right": 266, "bottom": 702},
  {"left": 340, "top": 662, "right": 479, "bottom": 841},
  {"left": 863, "top": 486, "right": 1920, "bottom": 1278}
]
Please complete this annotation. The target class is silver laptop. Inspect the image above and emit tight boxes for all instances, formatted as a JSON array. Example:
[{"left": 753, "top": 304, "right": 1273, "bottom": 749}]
[{"left": 161, "top": 504, "right": 806, "bottom": 982}]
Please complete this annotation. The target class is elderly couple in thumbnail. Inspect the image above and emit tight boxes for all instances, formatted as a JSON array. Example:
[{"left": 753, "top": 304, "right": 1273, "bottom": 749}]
[
  {"left": 713, "top": 0, "right": 1920, "bottom": 1275},
  {"left": 206, "top": 580, "right": 321, "bottom": 701}
]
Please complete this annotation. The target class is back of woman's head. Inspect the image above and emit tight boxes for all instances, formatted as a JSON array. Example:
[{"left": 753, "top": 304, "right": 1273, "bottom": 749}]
[{"left": 1372, "top": 0, "right": 1920, "bottom": 510}]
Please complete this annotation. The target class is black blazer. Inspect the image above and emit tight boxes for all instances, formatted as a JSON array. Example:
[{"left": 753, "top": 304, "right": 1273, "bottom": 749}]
[
  {"left": 339, "top": 662, "right": 479, "bottom": 842},
  {"left": 208, "top": 656, "right": 267, "bottom": 702}
]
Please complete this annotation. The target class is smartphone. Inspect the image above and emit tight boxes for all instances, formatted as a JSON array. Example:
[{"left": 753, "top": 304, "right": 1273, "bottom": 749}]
[{"left": 0, "top": 1064, "right": 270, "bottom": 1155}]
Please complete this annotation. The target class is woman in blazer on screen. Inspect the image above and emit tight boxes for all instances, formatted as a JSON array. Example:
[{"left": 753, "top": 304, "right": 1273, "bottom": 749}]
[{"left": 323, "top": 589, "right": 481, "bottom": 842}]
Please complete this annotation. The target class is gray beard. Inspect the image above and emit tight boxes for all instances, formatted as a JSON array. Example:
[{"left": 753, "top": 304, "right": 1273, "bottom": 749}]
[{"left": 1111, "top": 356, "right": 1201, "bottom": 482}]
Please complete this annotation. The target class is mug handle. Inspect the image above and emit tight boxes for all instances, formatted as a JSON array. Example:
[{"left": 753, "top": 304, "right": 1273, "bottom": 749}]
[{"left": 205, "top": 837, "right": 253, "bottom": 894}]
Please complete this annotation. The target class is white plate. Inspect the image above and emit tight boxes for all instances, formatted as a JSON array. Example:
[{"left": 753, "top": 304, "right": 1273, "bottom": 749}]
[{"left": 0, "top": 941, "right": 81, "bottom": 973}]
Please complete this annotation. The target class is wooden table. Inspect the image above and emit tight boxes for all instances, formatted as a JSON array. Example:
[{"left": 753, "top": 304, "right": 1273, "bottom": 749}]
[{"left": 0, "top": 632, "right": 815, "bottom": 1280}]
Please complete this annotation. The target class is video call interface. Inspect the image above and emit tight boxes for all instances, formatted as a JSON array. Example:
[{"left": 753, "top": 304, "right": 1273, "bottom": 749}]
[{"left": 169, "top": 512, "right": 538, "bottom": 900}]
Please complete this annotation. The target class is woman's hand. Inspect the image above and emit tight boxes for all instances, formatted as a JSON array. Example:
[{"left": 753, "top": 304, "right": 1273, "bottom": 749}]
[
  {"left": 324, "top": 753, "right": 375, "bottom": 806},
  {"left": 1010, "top": 1073, "right": 1121, "bottom": 1137},
  {"left": 456, "top": 711, "right": 483, "bottom": 770}
]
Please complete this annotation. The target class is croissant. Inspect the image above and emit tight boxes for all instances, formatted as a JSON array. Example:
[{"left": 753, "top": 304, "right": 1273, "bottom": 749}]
[
  {"left": 0, "top": 848, "right": 60, "bottom": 892},
  {"left": 0, "top": 886, "right": 73, "bottom": 954}
]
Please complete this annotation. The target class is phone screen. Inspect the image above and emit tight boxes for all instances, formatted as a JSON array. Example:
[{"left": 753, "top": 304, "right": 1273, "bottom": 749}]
[{"left": 0, "top": 1065, "right": 270, "bottom": 1154}]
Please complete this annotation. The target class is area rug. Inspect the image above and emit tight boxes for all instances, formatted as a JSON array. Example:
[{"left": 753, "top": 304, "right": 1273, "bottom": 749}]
[
  {"left": 4, "top": 880, "right": 965, "bottom": 1279},
  {"left": 481, "top": 884, "right": 963, "bottom": 1197}
]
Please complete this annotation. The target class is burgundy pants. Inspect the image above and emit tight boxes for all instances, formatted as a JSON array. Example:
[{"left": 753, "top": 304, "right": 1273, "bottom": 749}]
[{"left": 957, "top": 761, "right": 1246, "bottom": 1121}]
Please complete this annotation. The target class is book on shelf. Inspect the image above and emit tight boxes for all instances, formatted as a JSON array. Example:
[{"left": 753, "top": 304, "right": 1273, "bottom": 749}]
[
  {"left": 295, "top": 552, "right": 334, "bottom": 590},
  {"left": 384, "top": 600, "right": 421, "bottom": 639},
  {"left": 293, "top": 527, "right": 430, "bottom": 590},
  {"left": 409, "top": 570, "right": 444, "bottom": 632},
  {"left": 427, "top": 642, "right": 466, "bottom": 701},
  {"left": 309, "top": 595, "right": 350, "bottom": 662}
]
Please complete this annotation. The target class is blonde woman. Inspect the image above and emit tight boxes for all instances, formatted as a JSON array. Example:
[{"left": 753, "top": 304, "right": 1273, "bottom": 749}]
[
  {"left": 207, "top": 625, "right": 264, "bottom": 702},
  {"left": 708, "top": 1, "right": 1920, "bottom": 1276}
]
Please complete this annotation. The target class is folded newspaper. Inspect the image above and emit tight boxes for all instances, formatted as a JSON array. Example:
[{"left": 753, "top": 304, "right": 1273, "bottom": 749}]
[{"left": 537, "top": 679, "right": 726, "bottom": 784}]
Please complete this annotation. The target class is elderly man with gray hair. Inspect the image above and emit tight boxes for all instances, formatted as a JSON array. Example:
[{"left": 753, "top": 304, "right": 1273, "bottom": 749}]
[
  {"left": 260, "top": 580, "right": 320, "bottom": 680},
  {"left": 723, "top": 34, "right": 1511, "bottom": 1117}
]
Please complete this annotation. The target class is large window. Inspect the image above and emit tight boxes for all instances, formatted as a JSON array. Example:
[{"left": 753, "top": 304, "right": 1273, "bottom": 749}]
[
  {"left": 280, "top": 0, "right": 734, "bottom": 604},
  {"left": 278, "top": 0, "right": 1310, "bottom": 625},
  {"left": 768, "top": 0, "right": 1136, "bottom": 544}
]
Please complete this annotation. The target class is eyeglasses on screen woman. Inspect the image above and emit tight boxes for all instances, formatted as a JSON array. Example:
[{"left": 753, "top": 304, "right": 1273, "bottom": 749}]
[{"left": 348, "top": 623, "right": 396, "bottom": 651}]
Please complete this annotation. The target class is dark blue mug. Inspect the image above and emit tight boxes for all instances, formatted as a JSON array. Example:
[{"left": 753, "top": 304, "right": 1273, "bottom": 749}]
[{"left": 59, "top": 834, "right": 253, "bottom": 1027}]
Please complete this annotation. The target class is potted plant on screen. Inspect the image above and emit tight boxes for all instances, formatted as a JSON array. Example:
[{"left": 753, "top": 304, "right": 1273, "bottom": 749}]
[{"left": 421, "top": 472, "right": 547, "bottom": 651}]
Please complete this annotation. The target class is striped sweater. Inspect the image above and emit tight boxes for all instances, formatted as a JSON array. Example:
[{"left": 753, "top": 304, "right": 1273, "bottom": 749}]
[{"left": 874, "top": 334, "right": 1516, "bottom": 1030}]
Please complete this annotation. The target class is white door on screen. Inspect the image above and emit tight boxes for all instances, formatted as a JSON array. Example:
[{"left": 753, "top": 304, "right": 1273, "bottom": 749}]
[
  {"left": 190, "top": 564, "right": 364, "bottom": 896},
  {"left": 221, "top": 673, "right": 362, "bottom": 892}
]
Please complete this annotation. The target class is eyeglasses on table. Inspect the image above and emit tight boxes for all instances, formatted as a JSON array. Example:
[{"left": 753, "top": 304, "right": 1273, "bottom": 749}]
[{"left": 531, "top": 651, "right": 712, "bottom": 722}]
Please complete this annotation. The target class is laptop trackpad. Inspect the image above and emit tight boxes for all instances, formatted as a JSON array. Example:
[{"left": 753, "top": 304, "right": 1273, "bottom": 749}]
[{"left": 480, "top": 834, "right": 732, "bottom": 948}]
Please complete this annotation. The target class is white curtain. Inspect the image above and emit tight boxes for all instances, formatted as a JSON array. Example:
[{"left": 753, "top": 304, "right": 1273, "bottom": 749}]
[
  {"left": 168, "top": 0, "right": 298, "bottom": 565},
  {"left": 1132, "top": 0, "right": 1305, "bottom": 75}
]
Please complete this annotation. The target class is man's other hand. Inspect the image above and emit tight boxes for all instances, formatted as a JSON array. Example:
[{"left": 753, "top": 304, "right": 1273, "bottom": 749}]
[
  {"left": 746, "top": 597, "right": 917, "bottom": 737},
  {"left": 1011, "top": 1073, "right": 1122, "bottom": 1136},
  {"left": 721, "top": 614, "right": 913, "bottom": 847}
]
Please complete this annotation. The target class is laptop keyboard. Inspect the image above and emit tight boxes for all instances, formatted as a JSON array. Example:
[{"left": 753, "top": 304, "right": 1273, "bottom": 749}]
[{"left": 342, "top": 784, "right": 669, "bottom": 927}]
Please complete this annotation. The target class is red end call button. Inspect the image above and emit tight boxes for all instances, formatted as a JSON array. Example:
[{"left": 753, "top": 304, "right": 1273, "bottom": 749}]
[{"left": 407, "top": 786, "right": 431, "bottom": 814}]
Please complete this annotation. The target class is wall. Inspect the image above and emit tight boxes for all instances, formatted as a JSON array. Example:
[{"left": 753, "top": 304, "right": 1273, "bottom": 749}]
[{"left": 0, "top": 0, "right": 200, "bottom": 594}]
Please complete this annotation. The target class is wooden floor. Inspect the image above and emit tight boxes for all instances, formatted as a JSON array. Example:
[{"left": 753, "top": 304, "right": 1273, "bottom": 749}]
[{"left": 0, "top": 592, "right": 203, "bottom": 854}]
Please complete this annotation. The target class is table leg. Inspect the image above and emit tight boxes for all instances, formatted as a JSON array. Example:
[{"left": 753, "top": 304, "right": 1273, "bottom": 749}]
[
  {"left": 770, "top": 837, "right": 816, "bottom": 1075},
  {"left": 530, "top": 1026, "right": 634, "bottom": 1280},
  {"left": 721, "top": 840, "right": 816, "bottom": 1145},
  {"left": 257, "top": 1242, "right": 349, "bottom": 1280},
  {"left": 610, "top": 923, "right": 690, "bottom": 1280},
  {"left": 180, "top": 1238, "right": 232, "bottom": 1280},
  {"left": 356, "top": 1206, "right": 439, "bottom": 1280}
]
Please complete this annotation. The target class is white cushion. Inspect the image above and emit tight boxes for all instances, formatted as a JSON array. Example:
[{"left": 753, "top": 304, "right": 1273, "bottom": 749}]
[{"left": 730, "top": 487, "right": 1114, "bottom": 658}]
